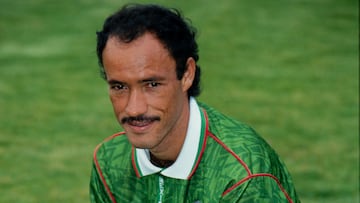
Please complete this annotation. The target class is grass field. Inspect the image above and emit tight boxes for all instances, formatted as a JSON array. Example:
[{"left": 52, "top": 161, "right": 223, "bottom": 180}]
[{"left": 0, "top": 0, "right": 358, "bottom": 202}]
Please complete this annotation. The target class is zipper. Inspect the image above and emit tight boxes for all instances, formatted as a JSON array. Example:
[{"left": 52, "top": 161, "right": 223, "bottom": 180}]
[{"left": 157, "top": 175, "right": 164, "bottom": 203}]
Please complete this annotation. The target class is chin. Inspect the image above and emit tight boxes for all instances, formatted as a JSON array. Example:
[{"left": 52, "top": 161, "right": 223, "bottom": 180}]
[{"left": 126, "top": 135, "right": 156, "bottom": 149}]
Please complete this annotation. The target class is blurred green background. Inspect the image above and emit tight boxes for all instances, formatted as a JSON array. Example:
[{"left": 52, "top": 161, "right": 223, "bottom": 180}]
[{"left": 0, "top": 0, "right": 358, "bottom": 202}]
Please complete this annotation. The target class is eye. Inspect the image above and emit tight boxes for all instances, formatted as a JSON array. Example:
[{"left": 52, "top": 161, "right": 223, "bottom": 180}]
[
  {"left": 110, "top": 83, "right": 127, "bottom": 90},
  {"left": 147, "top": 82, "right": 159, "bottom": 88},
  {"left": 112, "top": 84, "right": 122, "bottom": 90}
]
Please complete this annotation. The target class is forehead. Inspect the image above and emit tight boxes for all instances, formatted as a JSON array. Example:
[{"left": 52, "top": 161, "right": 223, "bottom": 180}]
[{"left": 102, "top": 33, "right": 177, "bottom": 80}]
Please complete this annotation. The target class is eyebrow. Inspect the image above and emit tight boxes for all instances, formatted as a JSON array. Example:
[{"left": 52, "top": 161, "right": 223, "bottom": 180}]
[
  {"left": 107, "top": 80, "right": 124, "bottom": 85},
  {"left": 107, "top": 76, "right": 166, "bottom": 85},
  {"left": 140, "top": 76, "right": 166, "bottom": 83}
]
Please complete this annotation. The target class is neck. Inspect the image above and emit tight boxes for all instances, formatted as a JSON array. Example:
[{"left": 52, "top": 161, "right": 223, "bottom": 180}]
[
  {"left": 149, "top": 98, "right": 191, "bottom": 162},
  {"left": 150, "top": 152, "right": 174, "bottom": 168}
]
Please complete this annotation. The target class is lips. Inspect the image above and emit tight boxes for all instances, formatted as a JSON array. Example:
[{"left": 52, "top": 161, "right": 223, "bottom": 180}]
[
  {"left": 128, "top": 119, "right": 154, "bottom": 127},
  {"left": 121, "top": 116, "right": 160, "bottom": 133}
]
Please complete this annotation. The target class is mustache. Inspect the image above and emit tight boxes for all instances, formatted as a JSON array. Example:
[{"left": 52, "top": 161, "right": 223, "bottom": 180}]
[{"left": 121, "top": 115, "right": 160, "bottom": 124}]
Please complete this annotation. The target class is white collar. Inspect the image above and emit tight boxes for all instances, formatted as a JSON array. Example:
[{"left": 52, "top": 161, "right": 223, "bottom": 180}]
[{"left": 132, "top": 97, "right": 206, "bottom": 180}]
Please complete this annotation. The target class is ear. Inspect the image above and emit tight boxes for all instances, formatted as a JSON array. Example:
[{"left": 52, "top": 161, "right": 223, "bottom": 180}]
[{"left": 181, "top": 57, "right": 196, "bottom": 92}]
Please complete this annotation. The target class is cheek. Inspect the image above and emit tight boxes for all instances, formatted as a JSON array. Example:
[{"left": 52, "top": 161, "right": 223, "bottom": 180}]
[
  {"left": 109, "top": 95, "right": 126, "bottom": 115},
  {"left": 147, "top": 88, "right": 178, "bottom": 109},
  {"left": 154, "top": 93, "right": 184, "bottom": 120}
]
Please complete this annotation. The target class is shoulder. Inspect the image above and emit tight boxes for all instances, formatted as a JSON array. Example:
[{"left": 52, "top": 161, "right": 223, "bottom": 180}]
[
  {"left": 200, "top": 103, "right": 257, "bottom": 140},
  {"left": 93, "top": 132, "right": 132, "bottom": 164},
  {"left": 199, "top": 103, "right": 299, "bottom": 200},
  {"left": 200, "top": 103, "right": 284, "bottom": 174}
]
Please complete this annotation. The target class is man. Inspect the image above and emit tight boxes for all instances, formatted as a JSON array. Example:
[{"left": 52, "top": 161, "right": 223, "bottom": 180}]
[{"left": 90, "top": 4, "right": 300, "bottom": 203}]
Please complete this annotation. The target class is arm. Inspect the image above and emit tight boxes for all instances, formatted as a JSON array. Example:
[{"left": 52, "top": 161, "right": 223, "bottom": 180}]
[{"left": 89, "top": 161, "right": 112, "bottom": 203}]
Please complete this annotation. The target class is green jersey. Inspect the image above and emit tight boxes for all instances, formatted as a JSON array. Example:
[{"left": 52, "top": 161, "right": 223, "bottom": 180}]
[{"left": 90, "top": 98, "right": 300, "bottom": 202}]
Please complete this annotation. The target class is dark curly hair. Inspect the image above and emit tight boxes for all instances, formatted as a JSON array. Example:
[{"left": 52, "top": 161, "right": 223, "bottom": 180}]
[{"left": 96, "top": 4, "right": 201, "bottom": 97}]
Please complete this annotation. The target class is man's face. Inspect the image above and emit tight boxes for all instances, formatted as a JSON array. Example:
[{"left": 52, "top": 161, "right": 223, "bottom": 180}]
[{"left": 102, "top": 33, "right": 194, "bottom": 155}]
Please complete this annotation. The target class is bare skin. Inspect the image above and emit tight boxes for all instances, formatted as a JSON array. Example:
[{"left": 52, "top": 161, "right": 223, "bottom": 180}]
[{"left": 102, "top": 32, "right": 196, "bottom": 162}]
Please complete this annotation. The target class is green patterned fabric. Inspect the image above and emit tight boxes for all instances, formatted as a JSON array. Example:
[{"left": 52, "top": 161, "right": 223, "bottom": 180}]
[{"left": 90, "top": 103, "right": 300, "bottom": 203}]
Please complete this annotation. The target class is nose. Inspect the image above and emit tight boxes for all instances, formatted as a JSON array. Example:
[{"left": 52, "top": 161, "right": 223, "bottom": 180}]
[{"left": 125, "top": 89, "right": 148, "bottom": 117}]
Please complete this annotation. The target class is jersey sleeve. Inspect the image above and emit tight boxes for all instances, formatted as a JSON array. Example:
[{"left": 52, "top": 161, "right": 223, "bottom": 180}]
[
  {"left": 89, "top": 161, "right": 112, "bottom": 203},
  {"left": 220, "top": 175, "right": 299, "bottom": 203}
]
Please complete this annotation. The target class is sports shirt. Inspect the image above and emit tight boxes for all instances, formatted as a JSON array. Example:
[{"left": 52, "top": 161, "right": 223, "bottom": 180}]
[{"left": 90, "top": 98, "right": 300, "bottom": 202}]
